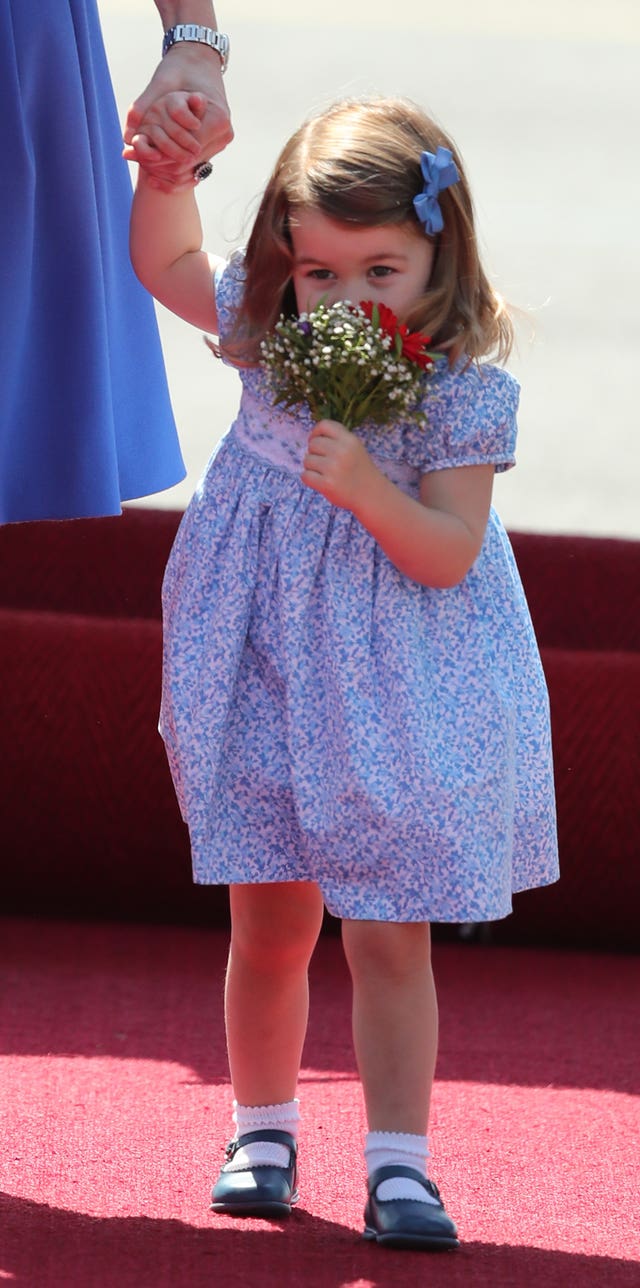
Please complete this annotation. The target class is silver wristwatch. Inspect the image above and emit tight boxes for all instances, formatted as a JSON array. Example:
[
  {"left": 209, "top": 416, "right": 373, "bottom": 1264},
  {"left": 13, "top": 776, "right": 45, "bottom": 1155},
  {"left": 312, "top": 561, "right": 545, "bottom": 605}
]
[{"left": 162, "top": 25, "right": 230, "bottom": 72}]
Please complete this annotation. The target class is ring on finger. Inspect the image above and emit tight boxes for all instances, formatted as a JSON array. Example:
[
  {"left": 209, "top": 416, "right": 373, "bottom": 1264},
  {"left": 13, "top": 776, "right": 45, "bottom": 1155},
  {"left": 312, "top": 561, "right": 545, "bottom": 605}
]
[{"left": 193, "top": 161, "right": 213, "bottom": 183}]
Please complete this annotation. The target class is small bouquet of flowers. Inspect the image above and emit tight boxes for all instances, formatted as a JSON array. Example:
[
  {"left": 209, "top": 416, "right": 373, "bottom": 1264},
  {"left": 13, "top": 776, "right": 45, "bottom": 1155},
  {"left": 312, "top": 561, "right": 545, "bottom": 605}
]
[{"left": 260, "top": 300, "right": 437, "bottom": 431}]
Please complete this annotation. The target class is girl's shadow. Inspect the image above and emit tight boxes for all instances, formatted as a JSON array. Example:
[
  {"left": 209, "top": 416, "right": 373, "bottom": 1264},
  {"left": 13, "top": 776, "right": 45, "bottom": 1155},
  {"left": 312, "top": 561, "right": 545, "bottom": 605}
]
[{"left": 1, "top": 1192, "right": 638, "bottom": 1288}]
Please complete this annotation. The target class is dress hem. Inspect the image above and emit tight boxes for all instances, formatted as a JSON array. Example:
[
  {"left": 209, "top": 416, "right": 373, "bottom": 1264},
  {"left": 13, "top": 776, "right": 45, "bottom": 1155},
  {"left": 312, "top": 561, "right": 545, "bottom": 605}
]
[{"left": 190, "top": 870, "right": 560, "bottom": 924}]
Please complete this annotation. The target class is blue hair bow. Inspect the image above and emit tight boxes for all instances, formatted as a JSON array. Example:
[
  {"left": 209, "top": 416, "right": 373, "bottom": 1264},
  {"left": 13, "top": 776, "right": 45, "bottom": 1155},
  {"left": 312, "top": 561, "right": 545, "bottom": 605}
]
[{"left": 413, "top": 146, "right": 460, "bottom": 236}]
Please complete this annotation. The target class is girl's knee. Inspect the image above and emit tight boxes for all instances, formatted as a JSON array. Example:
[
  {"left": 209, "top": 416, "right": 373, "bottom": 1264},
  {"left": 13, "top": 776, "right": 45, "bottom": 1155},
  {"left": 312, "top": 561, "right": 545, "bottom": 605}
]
[
  {"left": 230, "top": 881, "right": 324, "bottom": 969},
  {"left": 342, "top": 919, "right": 432, "bottom": 983}
]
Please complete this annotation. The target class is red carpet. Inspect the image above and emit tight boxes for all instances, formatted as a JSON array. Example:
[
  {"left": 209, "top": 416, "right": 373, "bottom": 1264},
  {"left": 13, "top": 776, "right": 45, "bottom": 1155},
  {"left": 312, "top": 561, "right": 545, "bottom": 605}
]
[{"left": 1, "top": 917, "right": 638, "bottom": 1287}]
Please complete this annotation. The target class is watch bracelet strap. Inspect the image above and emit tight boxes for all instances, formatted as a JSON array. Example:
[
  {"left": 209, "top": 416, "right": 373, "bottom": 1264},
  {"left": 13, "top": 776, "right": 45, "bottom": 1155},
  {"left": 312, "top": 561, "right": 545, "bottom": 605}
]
[{"left": 162, "top": 24, "right": 229, "bottom": 71}]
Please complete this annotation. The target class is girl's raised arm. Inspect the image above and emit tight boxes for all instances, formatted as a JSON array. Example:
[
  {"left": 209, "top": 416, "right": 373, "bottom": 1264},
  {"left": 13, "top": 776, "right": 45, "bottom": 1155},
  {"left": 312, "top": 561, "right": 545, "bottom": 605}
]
[{"left": 130, "top": 168, "right": 222, "bottom": 332}]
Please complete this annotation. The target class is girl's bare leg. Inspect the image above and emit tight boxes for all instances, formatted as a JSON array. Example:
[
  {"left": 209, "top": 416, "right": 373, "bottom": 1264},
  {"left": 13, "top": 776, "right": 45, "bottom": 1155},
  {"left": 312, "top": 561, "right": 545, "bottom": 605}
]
[
  {"left": 225, "top": 881, "right": 325, "bottom": 1105},
  {"left": 341, "top": 919, "right": 437, "bottom": 1134}
]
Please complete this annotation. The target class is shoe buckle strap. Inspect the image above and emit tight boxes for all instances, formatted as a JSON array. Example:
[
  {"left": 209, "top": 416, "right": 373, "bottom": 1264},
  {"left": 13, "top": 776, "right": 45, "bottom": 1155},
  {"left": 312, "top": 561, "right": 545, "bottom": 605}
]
[
  {"left": 369, "top": 1163, "right": 441, "bottom": 1199},
  {"left": 225, "top": 1129, "right": 297, "bottom": 1161}
]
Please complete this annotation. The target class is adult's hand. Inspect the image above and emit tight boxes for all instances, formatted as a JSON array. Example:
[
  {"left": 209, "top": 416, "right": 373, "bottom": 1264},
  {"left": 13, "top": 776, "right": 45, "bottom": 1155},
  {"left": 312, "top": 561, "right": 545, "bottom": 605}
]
[{"left": 123, "top": 42, "right": 233, "bottom": 190}]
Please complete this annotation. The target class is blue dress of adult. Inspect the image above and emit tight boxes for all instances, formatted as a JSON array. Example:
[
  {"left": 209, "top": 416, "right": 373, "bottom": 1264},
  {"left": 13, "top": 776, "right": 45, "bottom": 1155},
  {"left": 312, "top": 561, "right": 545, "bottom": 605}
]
[{"left": 0, "top": 0, "right": 185, "bottom": 523}]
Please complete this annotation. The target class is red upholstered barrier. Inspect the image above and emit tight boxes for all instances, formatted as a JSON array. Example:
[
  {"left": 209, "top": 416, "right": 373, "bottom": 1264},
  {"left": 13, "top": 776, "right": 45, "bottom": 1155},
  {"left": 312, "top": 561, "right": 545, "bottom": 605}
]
[
  {"left": 0, "top": 509, "right": 177, "bottom": 621},
  {"left": 1, "top": 510, "right": 638, "bottom": 949},
  {"left": 0, "top": 603, "right": 226, "bottom": 928},
  {"left": 495, "top": 647, "right": 639, "bottom": 949}
]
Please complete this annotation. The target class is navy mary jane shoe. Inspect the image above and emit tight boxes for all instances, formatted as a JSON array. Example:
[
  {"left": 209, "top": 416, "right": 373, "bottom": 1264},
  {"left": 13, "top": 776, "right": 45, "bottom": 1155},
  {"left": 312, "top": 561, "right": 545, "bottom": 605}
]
[
  {"left": 210, "top": 1129, "right": 299, "bottom": 1217},
  {"left": 363, "top": 1164, "right": 459, "bottom": 1250}
]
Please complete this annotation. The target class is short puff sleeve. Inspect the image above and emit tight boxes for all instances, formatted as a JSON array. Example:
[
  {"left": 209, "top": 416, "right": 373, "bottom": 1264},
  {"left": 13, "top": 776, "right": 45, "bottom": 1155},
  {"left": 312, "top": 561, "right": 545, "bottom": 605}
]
[
  {"left": 213, "top": 252, "right": 247, "bottom": 365},
  {"left": 399, "top": 360, "right": 520, "bottom": 475}
]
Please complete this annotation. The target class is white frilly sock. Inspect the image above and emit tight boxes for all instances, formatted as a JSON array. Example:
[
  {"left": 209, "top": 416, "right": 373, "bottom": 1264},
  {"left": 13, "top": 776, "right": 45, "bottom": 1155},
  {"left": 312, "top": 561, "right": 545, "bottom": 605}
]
[
  {"left": 365, "top": 1131, "right": 440, "bottom": 1205},
  {"left": 224, "top": 1099, "right": 300, "bottom": 1172}
]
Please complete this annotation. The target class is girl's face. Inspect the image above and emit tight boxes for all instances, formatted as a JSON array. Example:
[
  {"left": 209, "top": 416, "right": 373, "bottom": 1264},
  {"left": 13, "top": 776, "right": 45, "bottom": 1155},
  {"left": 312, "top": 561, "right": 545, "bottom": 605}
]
[{"left": 290, "top": 209, "right": 435, "bottom": 321}]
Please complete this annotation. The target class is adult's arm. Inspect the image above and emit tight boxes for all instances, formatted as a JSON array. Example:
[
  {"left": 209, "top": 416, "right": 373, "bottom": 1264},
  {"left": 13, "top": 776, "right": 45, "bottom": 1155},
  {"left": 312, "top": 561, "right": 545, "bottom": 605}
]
[{"left": 123, "top": 2, "right": 233, "bottom": 189}]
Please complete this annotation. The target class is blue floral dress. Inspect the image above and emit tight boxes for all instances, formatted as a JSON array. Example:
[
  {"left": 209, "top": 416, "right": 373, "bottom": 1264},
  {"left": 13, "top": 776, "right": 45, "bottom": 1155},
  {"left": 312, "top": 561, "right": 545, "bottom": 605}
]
[{"left": 160, "top": 255, "right": 559, "bottom": 923}]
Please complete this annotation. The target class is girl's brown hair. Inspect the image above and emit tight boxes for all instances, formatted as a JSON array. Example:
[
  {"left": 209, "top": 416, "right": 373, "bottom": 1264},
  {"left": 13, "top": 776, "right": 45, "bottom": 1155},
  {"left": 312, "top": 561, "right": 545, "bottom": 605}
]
[{"left": 224, "top": 97, "right": 513, "bottom": 367}]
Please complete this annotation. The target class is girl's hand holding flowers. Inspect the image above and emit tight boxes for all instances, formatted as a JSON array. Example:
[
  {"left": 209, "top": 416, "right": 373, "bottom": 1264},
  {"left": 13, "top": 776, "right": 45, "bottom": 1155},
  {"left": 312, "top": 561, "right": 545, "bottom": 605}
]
[
  {"left": 262, "top": 298, "right": 437, "bottom": 516},
  {"left": 302, "top": 420, "right": 380, "bottom": 511}
]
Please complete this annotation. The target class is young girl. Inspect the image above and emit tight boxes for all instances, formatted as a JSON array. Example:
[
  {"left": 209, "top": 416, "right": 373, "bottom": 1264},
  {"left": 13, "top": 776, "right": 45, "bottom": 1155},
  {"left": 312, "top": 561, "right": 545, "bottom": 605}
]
[{"left": 130, "top": 93, "right": 559, "bottom": 1251}]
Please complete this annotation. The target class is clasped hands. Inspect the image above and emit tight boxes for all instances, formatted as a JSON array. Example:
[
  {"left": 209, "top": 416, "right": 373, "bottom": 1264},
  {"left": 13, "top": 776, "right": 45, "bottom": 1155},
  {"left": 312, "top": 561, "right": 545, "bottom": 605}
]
[{"left": 123, "top": 44, "right": 233, "bottom": 190}]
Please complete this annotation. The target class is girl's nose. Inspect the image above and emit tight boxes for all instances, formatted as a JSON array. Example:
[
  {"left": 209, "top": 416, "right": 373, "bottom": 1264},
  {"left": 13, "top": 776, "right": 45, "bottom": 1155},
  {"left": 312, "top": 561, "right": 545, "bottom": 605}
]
[{"left": 335, "top": 279, "right": 364, "bottom": 305}]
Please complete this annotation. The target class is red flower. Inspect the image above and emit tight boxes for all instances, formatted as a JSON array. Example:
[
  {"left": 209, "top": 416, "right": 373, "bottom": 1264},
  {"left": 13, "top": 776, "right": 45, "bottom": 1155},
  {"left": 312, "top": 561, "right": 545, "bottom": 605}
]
[
  {"left": 359, "top": 299, "right": 399, "bottom": 336},
  {"left": 359, "top": 300, "right": 434, "bottom": 371}
]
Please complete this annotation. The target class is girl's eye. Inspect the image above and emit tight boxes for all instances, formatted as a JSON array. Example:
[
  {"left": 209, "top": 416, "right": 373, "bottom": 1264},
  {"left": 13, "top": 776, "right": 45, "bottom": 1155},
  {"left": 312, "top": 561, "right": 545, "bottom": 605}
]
[
  {"left": 369, "top": 265, "right": 395, "bottom": 278},
  {"left": 308, "top": 268, "right": 334, "bottom": 280}
]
